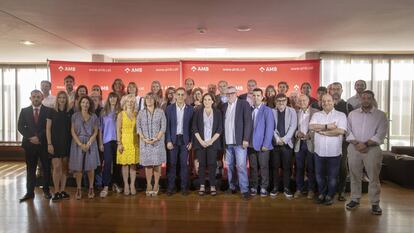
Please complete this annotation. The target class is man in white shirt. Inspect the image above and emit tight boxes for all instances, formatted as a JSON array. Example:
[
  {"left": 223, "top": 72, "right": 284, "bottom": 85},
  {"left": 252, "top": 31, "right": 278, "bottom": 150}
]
[
  {"left": 309, "top": 94, "right": 347, "bottom": 205},
  {"left": 345, "top": 90, "right": 388, "bottom": 215},
  {"left": 41, "top": 80, "right": 56, "bottom": 108}
]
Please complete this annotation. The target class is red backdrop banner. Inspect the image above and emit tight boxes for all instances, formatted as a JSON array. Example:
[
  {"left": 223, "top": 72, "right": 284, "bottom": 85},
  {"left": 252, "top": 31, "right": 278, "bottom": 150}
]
[
  {"left": 49, "top": 59, "right": 320, "bottom": 99},
  {"left": 182, "top": 60, "right": 320, "bottom": 97},
  {"left": 49, "top": 61, "right": 181, "bottom": 99}
]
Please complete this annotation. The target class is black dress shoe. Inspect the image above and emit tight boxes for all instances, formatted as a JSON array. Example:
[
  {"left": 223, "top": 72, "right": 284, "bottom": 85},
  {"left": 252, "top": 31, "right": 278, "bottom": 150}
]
[
  {"left": 324, "top": 196, "right": 334, "bottom": 206},
  {"left": 44, "top": 192, "right": 52, "bottom": 200},
  {"left": 225, "top": 189, "right": 237, "bottom": 195},
  {"left": 166, "top": 190, "right": 174, "bottom": 196},
  {"left": 60, "top": 191, "right": 70, "bottom": 200},
  {"left": 346, "top": 201, "right": 360, "bottom": 210},
  {"left": 315, "top": 195, "right": 325, "bottom": 204},
  {"left": 51, "top": 192, "right": 61, "bottom": 202},
  {"left": 242, "top": 192, "right": 251, "bottom": 200},
  {"left": 371, "top": 205, "right": 382, "bottom": 215},
  {"left": 19, "top": 193, "right": 35, "bottom": 202},
  {"left": 181, "top": 189, "right": 190, "bottom": 196}
]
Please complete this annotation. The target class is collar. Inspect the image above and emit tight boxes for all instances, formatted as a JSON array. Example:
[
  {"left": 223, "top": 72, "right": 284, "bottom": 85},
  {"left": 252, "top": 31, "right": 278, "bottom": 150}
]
[
  {"left": 32, "top": 105, "right": 42, "bottom": 110},
  {"left": 253, "top": 103, "right": 263, "bottom": 110},
  {"left": 359, "top": 107, "right": 375, "bottom": 114},
  {"left": 176, "top": 103, "right": 186, "bottom": 110}
]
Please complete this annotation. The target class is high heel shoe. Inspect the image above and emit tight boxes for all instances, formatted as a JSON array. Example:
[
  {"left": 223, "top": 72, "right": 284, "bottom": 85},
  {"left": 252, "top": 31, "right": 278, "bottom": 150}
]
[
  {"left": 145, "top": 185, "right": 153, "bottom": 196},
  {"left": 199, "top": 185, "right": 205, "bottom": 196},
  {"left": 88, "top": 188, "right": 95, "bottom": 199},
  {"left": 151, "top": 185, "right": 159, "bottom": 197},
  {"left": 130, "top": 185, "right": 136, "bottom": 195},
  {"left": 75, "top": 188, "right": 82, "bottom": 200},
  {"left": 124, "top": 185, "right": 130, "bottom": 196}
]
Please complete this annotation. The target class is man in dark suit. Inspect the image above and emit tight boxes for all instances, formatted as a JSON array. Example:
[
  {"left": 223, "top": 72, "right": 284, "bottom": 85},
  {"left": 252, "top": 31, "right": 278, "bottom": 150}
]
[
  {"left": 222, "top": 86, "right": 253, "bottom": 199},
  {"left": 238, "top": 79, "right": 257, "bottom": 106},
  {"left": 165, "top": 87, "right": 194, "bottom": 195},
  {"left": 17, "top": 90, "right": 52, "bottom": 202}
]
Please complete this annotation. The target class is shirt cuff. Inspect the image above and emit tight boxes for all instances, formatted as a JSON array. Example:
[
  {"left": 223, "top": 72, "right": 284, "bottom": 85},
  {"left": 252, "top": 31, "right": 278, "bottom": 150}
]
[{"left": 370, "top": 136, "right": 382, "bottom": 145}]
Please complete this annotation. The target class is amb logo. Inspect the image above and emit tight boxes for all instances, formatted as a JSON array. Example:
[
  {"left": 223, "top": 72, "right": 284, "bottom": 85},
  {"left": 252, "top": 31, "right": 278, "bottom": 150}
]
[
  {"left": 191, "top": 66, "right": 209, "bottom": 72},
  {"left": 58, "top": 66, "right": 76, "bottom": 72},
  {"left": 124, "top": 67, "right": 143, "bottom": 73},
  {"left": 259, "top": 66, "right": 278, "bottom": 72}
]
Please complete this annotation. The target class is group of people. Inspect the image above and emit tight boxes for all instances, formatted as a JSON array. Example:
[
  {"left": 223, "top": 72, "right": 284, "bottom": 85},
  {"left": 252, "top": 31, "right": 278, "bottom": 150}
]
[{"left": 18, "top": 75, "right": 388, "bottom": 215}]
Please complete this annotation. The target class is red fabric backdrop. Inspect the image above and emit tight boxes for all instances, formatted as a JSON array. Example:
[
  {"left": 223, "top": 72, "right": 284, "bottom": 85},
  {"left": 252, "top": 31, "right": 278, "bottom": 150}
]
[{"left": 49, "top": 60, "right": 320, "bottom": 99}]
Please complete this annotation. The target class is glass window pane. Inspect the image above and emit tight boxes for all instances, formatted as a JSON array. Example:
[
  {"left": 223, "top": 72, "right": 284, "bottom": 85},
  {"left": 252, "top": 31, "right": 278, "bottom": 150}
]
[
  {"left": 3, "top": 68, "right": 17, "bottom": 142},
  {"left": 389, "top": 58, "right": 414, "bottom": 147}
]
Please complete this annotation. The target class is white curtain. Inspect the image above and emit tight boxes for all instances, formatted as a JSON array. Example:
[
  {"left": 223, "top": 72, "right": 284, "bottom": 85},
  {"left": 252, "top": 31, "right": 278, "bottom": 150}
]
[{"left": 321, "top": 54, "right": 414, "bottom": 148}]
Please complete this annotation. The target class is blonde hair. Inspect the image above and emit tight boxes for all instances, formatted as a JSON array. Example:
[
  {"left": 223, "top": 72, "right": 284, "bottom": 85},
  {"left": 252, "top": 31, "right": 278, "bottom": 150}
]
[
  {"left": 54, "top": 91, "right": 70, "bottom": 112},
  {"left": 121, "top": 94, "right": 136, "bottom": 111}
]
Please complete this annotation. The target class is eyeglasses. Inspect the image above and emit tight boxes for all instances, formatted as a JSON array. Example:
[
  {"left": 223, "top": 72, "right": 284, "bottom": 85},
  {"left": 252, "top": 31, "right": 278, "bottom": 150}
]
[
  {"left": 276, "top": 98, "right": 287, "bottom": 102},
  {"left": 226, "top": 92, "right": 236, "bottom": 96},
  {"left": 176, "top": 93, "right": 185, "bottom": 96}
]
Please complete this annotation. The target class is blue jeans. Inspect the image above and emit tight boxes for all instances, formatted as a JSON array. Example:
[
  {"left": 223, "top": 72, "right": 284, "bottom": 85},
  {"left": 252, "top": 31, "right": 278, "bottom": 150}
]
[
  {"left": 295, "top": 141, "right": 316, "bottom": 192},
  {"left": 226, "top": 145, "right": 248, "bottom": 193},
  {"left": 315, "top": 153, "right": 341, "bottom": 198}
]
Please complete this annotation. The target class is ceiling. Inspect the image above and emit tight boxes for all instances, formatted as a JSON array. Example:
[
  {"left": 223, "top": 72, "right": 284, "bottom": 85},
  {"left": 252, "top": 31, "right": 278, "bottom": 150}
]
[{"left": 1, "top": 0, "right": 414, "bottom": 63}]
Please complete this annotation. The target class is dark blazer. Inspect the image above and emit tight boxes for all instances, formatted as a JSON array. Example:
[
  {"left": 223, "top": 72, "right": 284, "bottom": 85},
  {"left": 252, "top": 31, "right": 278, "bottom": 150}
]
[
  {"left": 238, "top": 93, "right": 248, "bottom": 100},
  {"left": 17, "top": 105, "right": 50, "bottom": 149},
  {"left": 222, "top": 99, "right": 253, "bottom": 146},
  {"left": 165, "top": 103, "right": 193, "bottom": 145},
  {"left": 192, "top": 107, "right": 223, "bottom": 150}
]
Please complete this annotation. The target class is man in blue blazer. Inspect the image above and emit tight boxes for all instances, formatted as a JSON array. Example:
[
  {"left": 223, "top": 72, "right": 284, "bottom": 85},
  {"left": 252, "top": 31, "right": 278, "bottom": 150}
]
[
  {"left": 271, "top": 93, "right": 297, "bottom": 198},
  {"left": 248, "top": 88, "right": 275, "bottom": 197},
  {"left": 222, "top": 86, "right": 253, "bottom": 199},
  {"left": 165, "top": 87, "right": 194, "bottom": 195}
]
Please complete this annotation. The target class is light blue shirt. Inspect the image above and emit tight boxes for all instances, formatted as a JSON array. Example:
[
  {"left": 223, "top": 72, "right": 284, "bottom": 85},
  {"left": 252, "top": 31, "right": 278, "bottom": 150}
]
[{"left": 101, "top": 111, "right": 117, "bottom": 144}]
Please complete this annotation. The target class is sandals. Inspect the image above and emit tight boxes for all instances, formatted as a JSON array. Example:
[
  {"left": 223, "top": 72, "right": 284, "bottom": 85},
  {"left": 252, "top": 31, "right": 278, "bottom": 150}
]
[
  {"left": 146, "top": 185, "right": 153, "bottom": 196},
  {"left": 199, "top": 185, "right": 205, "bottom": 196},
  {"left": 151, "top": 184, "right": 159, "bottom": 196},
  {"left": 88, "top": 188, "right": 95, "bottom": 199},
  {"left": 130, "top": 185, "right": 136, "bottom": 195},
  {"left": 75, "top": 188, "right": 82, "bottom": 200},
  {"left": 124, "top": 185, "right": 130, "bottom": 196}
]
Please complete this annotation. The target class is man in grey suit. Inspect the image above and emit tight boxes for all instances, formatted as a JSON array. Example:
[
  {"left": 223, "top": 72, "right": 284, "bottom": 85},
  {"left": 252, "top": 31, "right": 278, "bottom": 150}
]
[
  {"left": 271, "top": 93, "right": 297, "bottom": 198},
  {"left": 294, "top": 94, "right": 319, "bottom": 199}
]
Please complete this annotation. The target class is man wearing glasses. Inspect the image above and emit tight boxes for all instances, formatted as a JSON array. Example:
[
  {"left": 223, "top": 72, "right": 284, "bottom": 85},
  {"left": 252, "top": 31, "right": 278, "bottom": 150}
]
[
  {"left": 271, "top": 93, "right": 297, "bottom": 198},
  {"left": 222, "top": 86, "right": 253, "bottom": 200}
]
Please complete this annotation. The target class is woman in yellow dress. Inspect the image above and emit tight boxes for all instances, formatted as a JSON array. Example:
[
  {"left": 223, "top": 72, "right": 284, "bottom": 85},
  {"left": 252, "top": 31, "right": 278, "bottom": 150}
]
[{"left": 117, "top": 94, "right": 139, "bottom": 195}]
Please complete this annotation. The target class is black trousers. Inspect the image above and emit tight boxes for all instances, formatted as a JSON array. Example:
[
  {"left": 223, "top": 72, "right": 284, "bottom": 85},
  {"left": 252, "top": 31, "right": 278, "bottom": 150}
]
[
  {"left": 337, "top": 141, "right": 349, "bottom": 194},
  {"left": 24, "top": 145, "right": 51, "bottom": 194},
  {"left": 271, "top": 145, "right": 293, "bottom": 190},
  {"left": 196, "top": 147, "right": 218, "bottom": 187}
]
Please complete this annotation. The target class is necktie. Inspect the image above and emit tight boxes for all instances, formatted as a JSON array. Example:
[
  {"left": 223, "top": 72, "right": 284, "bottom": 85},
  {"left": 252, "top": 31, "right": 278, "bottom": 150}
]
[{"left": 34, "top": 108, "right": 39, "bottom": 124}]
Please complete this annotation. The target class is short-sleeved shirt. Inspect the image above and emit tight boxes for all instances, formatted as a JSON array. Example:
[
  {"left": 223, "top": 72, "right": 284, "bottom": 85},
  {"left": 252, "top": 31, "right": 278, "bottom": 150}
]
[{"left": 310, "top": 109, "right": 347, "bottom": 157}]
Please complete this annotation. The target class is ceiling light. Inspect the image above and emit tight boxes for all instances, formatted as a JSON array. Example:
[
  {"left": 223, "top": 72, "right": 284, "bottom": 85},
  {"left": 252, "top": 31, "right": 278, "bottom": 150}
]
[
  {"left": 20, "top": 40, "right": 35, "bottom": 46},
  {"left": 236, "top": 26, "right": 252, "bottom": 32}
]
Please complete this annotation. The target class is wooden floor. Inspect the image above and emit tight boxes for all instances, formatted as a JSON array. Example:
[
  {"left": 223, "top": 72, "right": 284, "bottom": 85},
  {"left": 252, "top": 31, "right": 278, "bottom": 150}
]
[{"left": 1, "top": 162, "right": 413, "bottom": 233}]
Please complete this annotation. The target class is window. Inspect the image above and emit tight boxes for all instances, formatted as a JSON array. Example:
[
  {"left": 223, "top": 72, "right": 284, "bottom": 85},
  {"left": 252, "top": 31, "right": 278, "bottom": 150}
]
[
  {"left": 321, "top": 54, "right": 414, "bottom": 149},
  {"left": 0, "top": 65, "right": 48, "bottom": 142}
]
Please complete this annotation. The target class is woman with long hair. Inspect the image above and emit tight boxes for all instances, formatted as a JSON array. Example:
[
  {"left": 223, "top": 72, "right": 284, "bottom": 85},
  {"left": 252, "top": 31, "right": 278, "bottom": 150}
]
[
  {"left": 69, "top": 96, "right": 100, "bottom": 199},
  {"left": 46, "top": 91, "right": 74, "bottom": 201},
  {"left": 161, "top": 87, "right": 175, "bottom": 111},
  {"left": 150, "top": 80, "right": 163, "bottom": 106},
  {"left": 98, "top": 92, "right": 122, "bottom": 197},
  {"left": 112, "top": 78, "right": 126, "bottom": 97},
  {"left": 192, "top": 93, "right": 222, "bottom": 196},
  {"left": 73, "top": 85, "right": 88, "bottom": 111}
]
